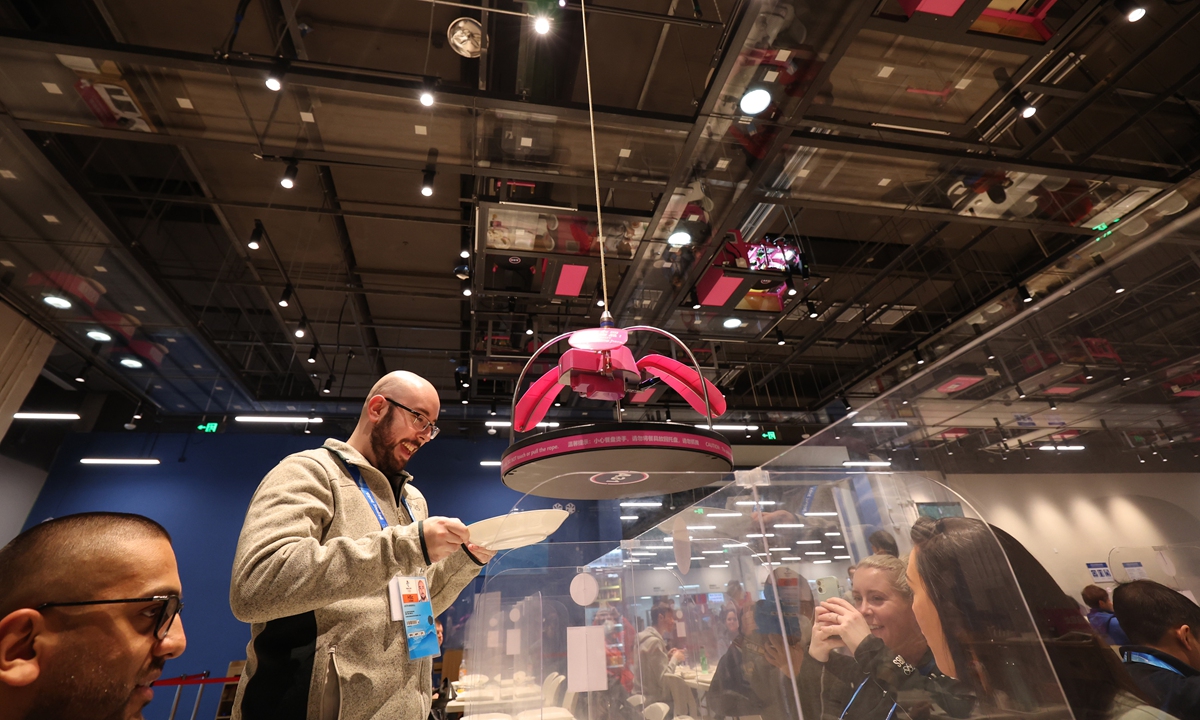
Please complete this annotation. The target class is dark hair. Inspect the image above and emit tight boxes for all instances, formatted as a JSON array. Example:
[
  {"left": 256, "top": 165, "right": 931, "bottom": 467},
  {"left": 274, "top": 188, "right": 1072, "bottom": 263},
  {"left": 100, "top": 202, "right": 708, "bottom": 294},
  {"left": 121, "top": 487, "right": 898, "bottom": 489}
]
[
  {"left": 0, "top": 512, "right": 171, "bottom": 616},
  {"left": 1081, "top": 584, "right": 1110, "bottom": 610},
  {"left": 868, "top": 529, "right": 899, "bottom": 557},
  {"left": 1114, "top": 579, "right": 1200, "bottom": 645},
  {"left": 911, "top": 517, "right": 1150, "bottom": 719},
  {"left": 650, "top": 604, "right": 674, "bottom": 626}
]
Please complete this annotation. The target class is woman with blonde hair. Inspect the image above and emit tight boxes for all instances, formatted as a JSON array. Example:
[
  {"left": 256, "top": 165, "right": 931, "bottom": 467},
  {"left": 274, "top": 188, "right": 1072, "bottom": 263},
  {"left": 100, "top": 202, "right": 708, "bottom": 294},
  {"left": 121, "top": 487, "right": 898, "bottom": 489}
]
[{"left": 799, "top": 553, "right": 973, "bottom": 720}]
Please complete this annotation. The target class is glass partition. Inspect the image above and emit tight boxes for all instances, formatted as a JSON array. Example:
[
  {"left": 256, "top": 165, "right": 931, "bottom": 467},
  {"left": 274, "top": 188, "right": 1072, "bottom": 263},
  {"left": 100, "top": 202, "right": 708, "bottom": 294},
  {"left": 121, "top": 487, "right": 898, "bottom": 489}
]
[
  {"left": 1109, "top": 544, "right": 1200, "bottom": 599},
  {"left": 455, "top": 468, "right": 1151, "bottom": 720}
]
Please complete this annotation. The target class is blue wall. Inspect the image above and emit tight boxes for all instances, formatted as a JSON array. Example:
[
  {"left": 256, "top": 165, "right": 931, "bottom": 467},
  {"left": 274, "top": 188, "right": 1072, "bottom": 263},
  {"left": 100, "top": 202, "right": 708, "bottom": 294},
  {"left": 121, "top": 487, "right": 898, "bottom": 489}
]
[{"left": 23, "top": 430, "right": 613, "bottom": 720}]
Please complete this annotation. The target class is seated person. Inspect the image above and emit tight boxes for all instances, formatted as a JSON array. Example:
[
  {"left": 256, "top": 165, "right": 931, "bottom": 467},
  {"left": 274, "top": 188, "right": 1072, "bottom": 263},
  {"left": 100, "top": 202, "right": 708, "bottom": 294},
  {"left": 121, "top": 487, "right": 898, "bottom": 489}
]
[
  {"left": 1083, "top": 584, "right": 1131, "bottom": 645},
  {"left": 636, "top": 604, "right": 685, "bottom": 704},
  {"left": 1113, "top": 580, "right": 1200, "bottom": 719},
  {"left": 799, "top": 554, "right": 973, "bottom": 720},
  {"left": 0, "top": 512, "right": 187, "bottom": 720},
  {"left": 908, "top": 517, "right": 1167, "bottom": 720}
]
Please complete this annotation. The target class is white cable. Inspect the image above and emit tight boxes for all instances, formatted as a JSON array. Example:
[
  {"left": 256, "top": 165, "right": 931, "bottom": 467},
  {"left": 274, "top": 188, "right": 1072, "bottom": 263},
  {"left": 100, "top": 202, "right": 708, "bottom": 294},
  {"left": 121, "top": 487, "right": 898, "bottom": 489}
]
[{"left": 579, "top": 0, "right": 609, "bottom": 313}]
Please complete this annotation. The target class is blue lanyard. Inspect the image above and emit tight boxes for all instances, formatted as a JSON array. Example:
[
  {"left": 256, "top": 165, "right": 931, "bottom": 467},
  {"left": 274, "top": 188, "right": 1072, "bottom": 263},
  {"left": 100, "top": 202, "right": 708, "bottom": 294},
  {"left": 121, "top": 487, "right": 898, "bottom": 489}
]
[
  {"left": 328, "top": 449, "right": 412, "bottom": 530},
  {"left": 840, "top": 678, "right": 898, "bottom": 720},
  {"left": 1125, "top": 651, "right": 1185, "bottom": 676}
]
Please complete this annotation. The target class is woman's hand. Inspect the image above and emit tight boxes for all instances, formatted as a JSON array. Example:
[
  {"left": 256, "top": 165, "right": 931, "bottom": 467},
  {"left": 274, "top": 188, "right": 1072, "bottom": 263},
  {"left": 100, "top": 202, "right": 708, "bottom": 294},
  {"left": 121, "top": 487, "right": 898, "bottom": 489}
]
[
  {"left": 816, "top": 597, "right": 872, "bottom": 654},
  {"left": 764, "top": 634, "right": 806, "bottom": 677},
  {"left": 808, "top": 616, "right": 846, "bottom": 662}
]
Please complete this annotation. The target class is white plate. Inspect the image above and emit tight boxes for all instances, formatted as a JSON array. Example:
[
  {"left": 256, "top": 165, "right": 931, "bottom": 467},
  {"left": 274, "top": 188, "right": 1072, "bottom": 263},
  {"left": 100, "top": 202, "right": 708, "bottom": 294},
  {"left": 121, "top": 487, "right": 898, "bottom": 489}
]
[{"left": 467, "top": 509, "right": 568, "bottom": 550}]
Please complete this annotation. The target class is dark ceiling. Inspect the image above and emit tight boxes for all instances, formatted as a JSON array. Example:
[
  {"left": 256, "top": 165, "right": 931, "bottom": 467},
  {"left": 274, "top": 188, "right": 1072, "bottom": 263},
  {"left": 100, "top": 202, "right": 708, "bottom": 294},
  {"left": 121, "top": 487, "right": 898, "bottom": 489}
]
[{"left": 0, "top": 0, "right": 1199, "bottom": 459}]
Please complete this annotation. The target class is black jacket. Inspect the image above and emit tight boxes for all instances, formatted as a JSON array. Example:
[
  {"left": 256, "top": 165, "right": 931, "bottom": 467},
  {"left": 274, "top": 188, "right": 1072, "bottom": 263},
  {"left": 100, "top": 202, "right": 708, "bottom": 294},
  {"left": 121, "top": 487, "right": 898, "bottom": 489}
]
[
  {"left": 1121, "top": 645, "right": 1200, "bottom": 719},
  {"left": 798, "top": 635, "right": 975, "bottom": 720}
]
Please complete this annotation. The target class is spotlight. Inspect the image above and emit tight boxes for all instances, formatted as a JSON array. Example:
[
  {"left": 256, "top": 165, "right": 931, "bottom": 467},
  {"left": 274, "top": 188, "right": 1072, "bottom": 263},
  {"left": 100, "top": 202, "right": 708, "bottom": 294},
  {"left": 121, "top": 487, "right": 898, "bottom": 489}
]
[
  {"left": 86, "top": 330, "right": 112, "bottom": 342},
  {"left": 914, "top": 348, "right": 925, "bottom": 365},
  {"left": 294, "top": 318, "right": 307, "bottom": 339},
  {"left": 596, "top": 299, "right": 605, "bottom": 307},
  {"left": 307, "top": 346, "right": 318, "bottom": 364},
  {"left": 1048, "top": 398, "right": 1057, "bottom": 410},
  {"left": 461, "top": 279, "right": 472, "bottom": 297},
  {"left": 559, "top": 0, "right": 567, "bottom": 5},
  {"left": 1109, "top": 274, "right": 1125, "bottom": 294},
  {"left": 739, "top": 87, "right": 771, "bottom": 115},
  {"left": 668, "top": 229, "right": 692, "bottom": 247},
  {"left": 490, "top": 401, "right": 497, "bottom": 416},
  {"left": 1018, "top": 284, "right": 1033, "bottom": 303},
  {"left": 722, "top": 317, "right": 741, "bottom": 329},
  {"left": 421, "top": 169, "right": 436, "bottom": 197},
  {"left": 1016, "top": 383, "right": 1027, "bottom": 399},
  {"left": 776, "top": 329, "right": 786, "bottom": 346},
  {"left": 689, "top": 290, "right": 702, "bottom": 310},
  {"left": 248, "top": 222, "right": 264, "bottom": 250},
  {"left": 265, "top": 70, "right": 283, "bottom": 92},
  {"left": 1010, "top": 93, "right": 1036, "bottom": 119},
  {"left": 1115, "top": 0, "right": 1145, "bottom": 22},
  {"left": 1138, "top": 453, "right": 1146, "bottom": 463},
  {"left": 323, "top": 375, "right": 334, "bottom": 394},
  {"left": 419, "top": 80, "right": 435, "bottom": 107},
  {"left": 784, "top": 272, "right": 797, "bottom": 296},
  {"left": 534, "top": 16, "right": 550, "bottom": 34},
  {"left": 1083, "top": 366, "right": 1094, "bottom": 380},
  {"left": 75, "top": 364, "right": 88, "bottom": 383},
  {"left": 454, "top": 264, "right": 471, "bottom": 281},
  {"left": 120, "top": 357, "right": 143, "bottom": 369},
  {"left": 807, "top": 300, "right": 819, "bottom": 318},
  {"left": 460, "top": 238, "right": 470, "bottom": 259},
  {"left": 43, "top": 295, "right": 71, "bottom": 310},
  {"left": 280, "top": 161, "right": 299, "bottom": 189},
  {"left": 278, "top": 285, "right": 293, "bottom": 308}
]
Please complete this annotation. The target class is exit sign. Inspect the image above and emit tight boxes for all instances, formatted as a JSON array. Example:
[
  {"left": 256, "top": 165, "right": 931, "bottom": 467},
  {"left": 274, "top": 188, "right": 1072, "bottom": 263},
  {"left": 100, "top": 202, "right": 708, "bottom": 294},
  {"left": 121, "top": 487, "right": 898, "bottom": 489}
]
[
  {"left": 761, "top": 430, "right": 777, "bottom": 440},
  {"left": 197, "top": 422, "right": 219, "bottom": 433}
]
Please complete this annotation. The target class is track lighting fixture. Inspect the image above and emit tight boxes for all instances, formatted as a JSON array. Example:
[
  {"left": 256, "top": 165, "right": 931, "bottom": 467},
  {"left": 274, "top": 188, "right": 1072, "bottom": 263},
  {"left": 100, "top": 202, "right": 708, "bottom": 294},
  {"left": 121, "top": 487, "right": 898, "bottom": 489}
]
[
  {"left": 1120, "top": 368, "right": 1132, "bottom": 384},
  {"left": 689, "top": 290, "right": 702, "bottom": 310},
  {"left": 490, "top": 401, "right": 497, "bottom": 416},
  {"left": 461, "top": 279, "right": 472, "bottom": 297},
  {"left": 248, "top": 221, "right": 263, "bottom": 250},
  {"left": 419, "top": 80, "right": 435, "bottom": 107},
  {"left": 776, "top": 329, "right": 786, "bottom": 346},
  {"left": 1083, "top": 366, "right": 1094, "bottom": 380},
  {"left": 1010, "top": 93, "right": 1037, "bottom": 119},
  {"left": 265, "top": 68, "right": 283, "bottom": 92},
  {"left": 294, "top": 318, "right": 307, "bottom": 339},
  {"left": 454, "top": 264, "right": 471, "bottom": 281},
  {"left": 280, "top": 161, "right": 298, "bottom": 189},
  {"left": 1015, "top": 383, "right": 1027, "bottom": 399},
  {"left": 307, "top": 345, "right": 318, "bottom": 364},
  {"left": 322, "top": 375, "right": 334, "bottom": 394},
  {"left": 807, "top": 300, "right": 819, "bottom": 318},
  {"left": 739, "top": 87, "right": 771, "bottom": 116},
  {"left": 1048, "top": 398, "right": 1057, "bottom": 410},
  {"left": 533, "top": 15, "right": 551, "bottom": 34},
  {"left": 278, "top": 285, "right": 293, "bottom": 308},
  {"left": 421, "top": 169, "right": 436, "bottom": 197},
  {"left": 1018, "top": 284, "right": 1033, "bottom": 303},
  {"left": 1108, "top": 274, "right": 1126, "bottom": 294},
  {"left": 1137, "top": 453, "right": 1146, "bottom": 463},
  {"left": 914, "top": 348, "right": 925, "bottom": 365},
  {"left": 784, "top": 271, "right": 797, "bottom": 296},
  {"left": 460, "top": 237, "right": 471, "bottom": 259},
  {"left": 75, "top": 363, "right": 89, "bottom": 383},
  {"left": 1114, "top": 0, "right": 1146, "bottom": 22}
]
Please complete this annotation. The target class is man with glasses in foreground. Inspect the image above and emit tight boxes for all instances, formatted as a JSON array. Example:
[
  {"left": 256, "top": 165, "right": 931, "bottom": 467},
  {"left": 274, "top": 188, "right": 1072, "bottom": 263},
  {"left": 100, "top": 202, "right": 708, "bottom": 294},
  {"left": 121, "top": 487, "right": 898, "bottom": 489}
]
[
  {"left": 230, "top": 370, "right": 494, "bottom": 720},
  {"left": 0, "top": 512, "right": 186, "bottom": 720}
]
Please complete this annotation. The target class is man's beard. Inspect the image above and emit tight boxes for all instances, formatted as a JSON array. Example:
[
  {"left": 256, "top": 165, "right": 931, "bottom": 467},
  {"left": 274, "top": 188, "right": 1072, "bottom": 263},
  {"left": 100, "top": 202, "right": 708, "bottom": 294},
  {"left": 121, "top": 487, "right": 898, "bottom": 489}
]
[
  {"left": 369, "top": 407, "right": 406, "bottom": 477},
  {"left": 23, "top": 650, "right": 162, "bottom": 720}
]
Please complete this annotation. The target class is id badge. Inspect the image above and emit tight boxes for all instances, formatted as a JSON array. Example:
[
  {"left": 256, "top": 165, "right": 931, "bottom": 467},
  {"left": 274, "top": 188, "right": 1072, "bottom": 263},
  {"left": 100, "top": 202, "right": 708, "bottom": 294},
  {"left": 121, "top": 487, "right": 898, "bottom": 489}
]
[{"left": 388, "top": 575, "right": 440, "bottom": 660}]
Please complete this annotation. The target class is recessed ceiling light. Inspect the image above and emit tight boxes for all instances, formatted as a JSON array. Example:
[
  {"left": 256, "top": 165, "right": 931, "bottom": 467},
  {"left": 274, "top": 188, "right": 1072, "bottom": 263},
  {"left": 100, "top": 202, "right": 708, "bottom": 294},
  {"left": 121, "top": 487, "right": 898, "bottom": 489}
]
[
  {"left": 668, "top": 230, "right": 692, "bottom": 247},
  {"left": 722, "top": 317, "right": 741, "bottom": 329},
  {"left": 86, "top": 330, "right": 112, "bottom": 342},
  {"left": 43, "top": 295, "right": 71, "bottom": 309},
  {"left": 119, "top": 358, "right": 144, "bottom": 368},
  {"left": 739, "top": 88, "right": 771, "bottom": 115}
]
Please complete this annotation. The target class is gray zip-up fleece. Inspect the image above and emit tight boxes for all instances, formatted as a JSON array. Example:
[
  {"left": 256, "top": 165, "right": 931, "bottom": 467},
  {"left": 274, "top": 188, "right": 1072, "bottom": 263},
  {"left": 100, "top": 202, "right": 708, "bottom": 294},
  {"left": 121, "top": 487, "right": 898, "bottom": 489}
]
[{"left": 229, "top": 438, "right": 484, "bottom": 720}]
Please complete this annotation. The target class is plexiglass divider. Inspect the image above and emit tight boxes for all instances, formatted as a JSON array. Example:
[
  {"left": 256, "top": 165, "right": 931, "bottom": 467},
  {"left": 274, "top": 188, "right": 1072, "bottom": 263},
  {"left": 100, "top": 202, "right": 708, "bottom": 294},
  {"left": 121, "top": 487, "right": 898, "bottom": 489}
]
[
  {"left": 458, "top": 468, "right": 1164, "bottom": 720},
  {"left": 1109, "top": 544, "right": 1200, "bottom": 599}
]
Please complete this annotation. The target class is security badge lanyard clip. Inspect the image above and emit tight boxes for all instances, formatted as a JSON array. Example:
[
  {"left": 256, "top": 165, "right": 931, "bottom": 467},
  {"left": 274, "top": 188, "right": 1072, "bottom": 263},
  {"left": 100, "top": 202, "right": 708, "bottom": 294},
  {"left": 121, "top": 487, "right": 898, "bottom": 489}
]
[{"left": 335, "top": 451, "right": 440, "bottom": 661}]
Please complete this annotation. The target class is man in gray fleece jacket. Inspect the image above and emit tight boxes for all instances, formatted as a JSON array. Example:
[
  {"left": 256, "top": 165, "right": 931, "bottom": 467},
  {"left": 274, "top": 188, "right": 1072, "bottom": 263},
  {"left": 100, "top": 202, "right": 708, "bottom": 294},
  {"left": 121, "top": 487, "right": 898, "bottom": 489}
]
[{"left": 229, "top": 371, "right": 494, "bottom": 720}]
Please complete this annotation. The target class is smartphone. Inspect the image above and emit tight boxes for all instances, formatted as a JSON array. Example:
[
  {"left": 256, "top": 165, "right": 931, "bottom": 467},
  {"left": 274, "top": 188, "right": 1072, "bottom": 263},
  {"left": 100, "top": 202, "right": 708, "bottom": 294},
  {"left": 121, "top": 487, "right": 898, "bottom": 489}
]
[{"left": 815, "top": 576, "right": 843, "bottom": 604}]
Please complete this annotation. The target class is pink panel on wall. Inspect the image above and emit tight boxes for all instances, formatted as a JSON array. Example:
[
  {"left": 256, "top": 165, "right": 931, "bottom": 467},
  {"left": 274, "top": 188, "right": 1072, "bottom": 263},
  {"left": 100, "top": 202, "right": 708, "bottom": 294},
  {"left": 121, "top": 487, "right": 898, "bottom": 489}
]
[{"left": 555, "top": 264, "right": 589, "bottom": 296}]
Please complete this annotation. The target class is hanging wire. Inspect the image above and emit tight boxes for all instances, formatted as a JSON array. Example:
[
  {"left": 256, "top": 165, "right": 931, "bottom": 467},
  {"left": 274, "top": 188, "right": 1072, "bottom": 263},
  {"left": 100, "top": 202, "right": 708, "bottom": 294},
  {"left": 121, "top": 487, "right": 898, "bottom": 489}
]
[{"left": 580, "top": 0, "right": 609, "bottom": 313}]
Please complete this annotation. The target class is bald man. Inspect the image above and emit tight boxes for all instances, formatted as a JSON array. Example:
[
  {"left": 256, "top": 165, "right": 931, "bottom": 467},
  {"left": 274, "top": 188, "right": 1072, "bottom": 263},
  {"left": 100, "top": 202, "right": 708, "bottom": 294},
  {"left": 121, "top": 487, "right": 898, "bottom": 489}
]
[
  {"left": 229, "top": 371, "right": 494, "bottom": 720},
  {"left": 0, "top": 512, "right": 187, "bottom": 720}
]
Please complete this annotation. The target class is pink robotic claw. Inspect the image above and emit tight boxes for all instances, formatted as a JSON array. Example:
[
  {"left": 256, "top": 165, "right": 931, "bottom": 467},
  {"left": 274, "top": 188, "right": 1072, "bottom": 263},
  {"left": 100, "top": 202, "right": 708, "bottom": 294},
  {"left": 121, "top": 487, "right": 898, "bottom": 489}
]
[{"left": 513, "top": 325, "right": 726, "bottom": 432}]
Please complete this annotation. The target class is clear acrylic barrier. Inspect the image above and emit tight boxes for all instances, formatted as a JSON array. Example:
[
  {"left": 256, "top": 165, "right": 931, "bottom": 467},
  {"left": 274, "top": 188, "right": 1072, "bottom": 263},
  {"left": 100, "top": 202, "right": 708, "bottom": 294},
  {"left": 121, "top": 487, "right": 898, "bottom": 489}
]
[
  {"left": 1109, "top": 544, "right": 1200, "bottom": 598},
  {"left": 457, "top": 468, "right": 1159, "bottom": 720}
]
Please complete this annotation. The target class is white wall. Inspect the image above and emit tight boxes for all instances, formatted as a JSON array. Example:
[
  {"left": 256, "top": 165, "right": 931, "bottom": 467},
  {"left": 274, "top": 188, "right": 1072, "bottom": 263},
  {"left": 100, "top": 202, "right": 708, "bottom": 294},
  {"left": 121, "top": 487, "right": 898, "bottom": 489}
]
[
  {"left": 943, "top": 472, "right": 1200, "bottom": 600},
  {"left": 0, "top": 453, "right": 47, "bottom": 544}
]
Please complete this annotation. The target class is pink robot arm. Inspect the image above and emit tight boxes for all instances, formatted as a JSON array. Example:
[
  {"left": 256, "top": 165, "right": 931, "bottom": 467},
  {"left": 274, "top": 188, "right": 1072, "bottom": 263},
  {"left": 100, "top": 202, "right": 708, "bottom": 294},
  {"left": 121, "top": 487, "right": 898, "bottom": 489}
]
[{"left": 636, "top": 354, "right": 727, "bottom": 417}]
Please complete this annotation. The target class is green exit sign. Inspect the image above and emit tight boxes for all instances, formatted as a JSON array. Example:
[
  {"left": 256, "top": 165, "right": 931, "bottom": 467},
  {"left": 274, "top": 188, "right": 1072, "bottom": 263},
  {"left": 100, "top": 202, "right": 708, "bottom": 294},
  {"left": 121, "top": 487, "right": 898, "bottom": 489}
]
[
  {"left": 197, "top": 422, "right": 219, "bottom": 433},
  {"left": 761, "top": 430, "right": 777, "bottom": 440}
]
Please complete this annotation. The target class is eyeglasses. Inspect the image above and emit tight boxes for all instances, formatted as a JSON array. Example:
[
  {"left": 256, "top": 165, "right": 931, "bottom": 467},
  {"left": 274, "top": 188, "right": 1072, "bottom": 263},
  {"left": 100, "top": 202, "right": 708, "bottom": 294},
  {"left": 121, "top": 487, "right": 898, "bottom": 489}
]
[
  {"left": 36, "top": 595, "right": 183, "bottom": 640},
  {"left": 383, "top": 397, "right": 440, "bottom": 440}
]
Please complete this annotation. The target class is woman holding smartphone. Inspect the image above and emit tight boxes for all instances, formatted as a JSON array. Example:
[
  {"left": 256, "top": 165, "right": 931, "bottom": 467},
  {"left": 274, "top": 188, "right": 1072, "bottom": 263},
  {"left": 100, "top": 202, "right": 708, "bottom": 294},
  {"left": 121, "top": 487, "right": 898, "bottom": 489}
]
[{"left": 799, "top": 554, "right": 973, "bottom": 720}]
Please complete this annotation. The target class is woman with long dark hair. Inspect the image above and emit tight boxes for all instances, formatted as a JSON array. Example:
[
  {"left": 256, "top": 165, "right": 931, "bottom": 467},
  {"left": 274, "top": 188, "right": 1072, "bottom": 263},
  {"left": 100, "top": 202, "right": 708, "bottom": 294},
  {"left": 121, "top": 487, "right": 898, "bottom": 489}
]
[{"left": 907, "top": 516, "right": 1170, "bottom": 720}]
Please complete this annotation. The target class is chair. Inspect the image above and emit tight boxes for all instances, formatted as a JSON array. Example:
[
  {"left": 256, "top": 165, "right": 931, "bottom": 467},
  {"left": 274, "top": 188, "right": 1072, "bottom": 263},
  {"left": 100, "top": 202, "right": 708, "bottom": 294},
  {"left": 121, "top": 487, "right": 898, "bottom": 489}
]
[
  {"left": 664, "top": 675, "right": 699, "bottom": 719},
  {"left": 642, "top": 702, "right": 670, "bottom": 720},
  {"left": 542, "top": 674, "right": 566, "bottom": 707},
  {"left": 627, "top": 694, "right": 645, "bottom": 709}
]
